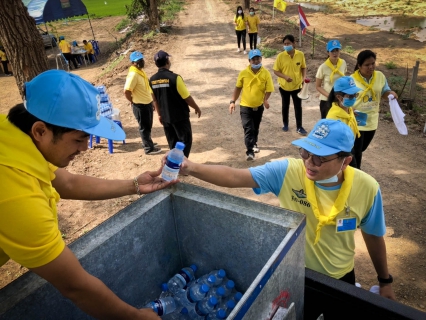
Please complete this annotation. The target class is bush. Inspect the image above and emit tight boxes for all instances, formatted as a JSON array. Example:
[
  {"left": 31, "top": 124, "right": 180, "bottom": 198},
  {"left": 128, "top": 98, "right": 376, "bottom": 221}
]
[
  {"left": 384, "top": 61, "right": 397, "bottom": 69},
  {"left": 115, "top": 18, "right": 130, "bottom": 31},
  {"left": 260, "top": 47, "right": 278, "bottom": 58},
  {"left": 342, "top": 45, "right": 354, "bottom": 54}
]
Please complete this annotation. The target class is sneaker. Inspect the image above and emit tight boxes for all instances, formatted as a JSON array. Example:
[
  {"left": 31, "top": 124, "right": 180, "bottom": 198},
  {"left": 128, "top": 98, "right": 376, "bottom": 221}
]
[
  {"left": 237, "top": 48, "right": 241, "bottom": 53},
  {"left": 297, "top": 127, "right": 308, "bottom": 136},
  {"left": 146, "top": 147, "right": 162, "bottom": 155},
  {"left": 246, "top": 153, "right": 254, "bottom": 161},
  {"left": 243, "top": 50, "right": 247, "bottom": 54},
  {"left": 282, "top": 125, "right": 289, "bottom": 132},
  {"left": 253, "top": 145, "right": 260, "bottom": 153},
  {"left": 153, "top": 142, "right": 158, "bottom": 146}
]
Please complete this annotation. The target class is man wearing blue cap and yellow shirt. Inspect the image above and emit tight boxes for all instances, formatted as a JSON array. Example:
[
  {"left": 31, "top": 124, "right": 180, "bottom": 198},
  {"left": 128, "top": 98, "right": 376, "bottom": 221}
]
[
  {"left": 176, "top": 119, "right": 395, "bottom": 316},
  {"left": 229, "top": 49, "right": 274, "bottom": 161},
  {"left": 0, "top": 70, "right": 176, "bottom": 319}
]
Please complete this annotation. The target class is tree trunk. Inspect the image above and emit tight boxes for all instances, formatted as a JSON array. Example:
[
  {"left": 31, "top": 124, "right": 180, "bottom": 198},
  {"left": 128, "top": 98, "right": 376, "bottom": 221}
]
[
  {"left": 0, "top": 1, "right": 48, "bottom": 99},
  {"left": 244, "top": 0, "right": 250, "bottom": 9},
  {"left": 149, "top": 0, "right": 160, "bottom": 31}
]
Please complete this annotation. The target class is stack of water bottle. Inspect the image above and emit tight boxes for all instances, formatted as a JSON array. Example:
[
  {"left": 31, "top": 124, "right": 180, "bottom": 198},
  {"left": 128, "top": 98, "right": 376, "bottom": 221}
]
[
  {"left": 144, "top": 265, "right": 243, "bottom": 319},
  {"left": 95, "top": 85, "right": 113, "bottom": 118}
]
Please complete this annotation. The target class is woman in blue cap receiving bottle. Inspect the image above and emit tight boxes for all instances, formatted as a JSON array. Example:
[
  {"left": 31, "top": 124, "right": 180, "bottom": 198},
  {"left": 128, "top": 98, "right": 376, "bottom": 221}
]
[{"left": 315, "top": 40, "right": 347, "bottom": 119}]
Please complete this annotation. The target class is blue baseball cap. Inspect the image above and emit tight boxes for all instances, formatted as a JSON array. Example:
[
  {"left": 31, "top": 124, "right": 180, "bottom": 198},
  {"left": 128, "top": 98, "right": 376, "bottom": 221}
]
[
  {"left": 130, "top": 51, "right": 144, "bottom": 62},
  {"left": 24, "top": 70, "right": 125, "bottom": 141},
  {"left": 292, "top": 119, "right": 355, "bottom": 156},
  {"left": 59, "top": 35, "right": 64, "bottom": 40},
  {"left": 248, "top": 49, "right": 262, "bottom": 60},
  {"left": 334, "top": 76, "right": 361, "bottom": 95},
  {"left": 326, "top": 40, "right": 341, "bottom": 52}
]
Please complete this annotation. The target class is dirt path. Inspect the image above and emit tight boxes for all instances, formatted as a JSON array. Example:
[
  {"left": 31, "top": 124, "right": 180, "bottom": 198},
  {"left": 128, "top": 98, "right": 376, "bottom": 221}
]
[{"left": 1, "top": 0, "right": 426, "bottom": 313}]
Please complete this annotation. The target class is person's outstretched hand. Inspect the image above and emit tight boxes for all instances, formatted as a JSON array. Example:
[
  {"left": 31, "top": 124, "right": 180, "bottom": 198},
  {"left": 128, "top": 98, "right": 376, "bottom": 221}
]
[
  {"left": 135, "top": 167, "right": 178, "bottom": 194},
  {"left": 380, "top": 284, "right": 396, "bottom": 300},
  {"left": 161, "top": 153, "right": 191, "bottom": 177},
  {"left": 138, "top": 308, "right": 161, "bottom": 319}
]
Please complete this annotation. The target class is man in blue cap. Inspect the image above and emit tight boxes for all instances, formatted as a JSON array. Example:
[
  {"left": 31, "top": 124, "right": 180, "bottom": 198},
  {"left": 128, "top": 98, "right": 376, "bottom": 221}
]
[
  {"left": 124, "top": 50, "right": 161, "bottom": 155},
  {"left": 176, "top": 119, "right": 395, "bottom": 315},
  {"left": 0, "top": 70, "right": 176, "bottom": 319},
  {"left": 229, "top": 49, "right": 274, "bottom": 161}
]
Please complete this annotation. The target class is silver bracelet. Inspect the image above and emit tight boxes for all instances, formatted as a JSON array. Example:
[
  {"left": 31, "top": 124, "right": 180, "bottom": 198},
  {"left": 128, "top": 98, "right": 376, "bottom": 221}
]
[{"left": 133, "top": 176, "right": 141, "bottom": 196}]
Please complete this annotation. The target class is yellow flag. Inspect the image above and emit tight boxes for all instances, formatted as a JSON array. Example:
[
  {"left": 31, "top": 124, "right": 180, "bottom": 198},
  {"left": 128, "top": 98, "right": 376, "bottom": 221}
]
[{"left": 274, "top": 0, "right": 287, "bottom": 12}]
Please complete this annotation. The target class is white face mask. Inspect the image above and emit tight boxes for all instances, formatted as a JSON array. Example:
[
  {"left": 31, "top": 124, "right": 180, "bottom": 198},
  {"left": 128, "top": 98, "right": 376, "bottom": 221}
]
[
  {"left": 316, "top": 158, "right": 346, "bottom": 184},
  {"left": 238, "top": 10, "right": 243, "bottom": 14}
]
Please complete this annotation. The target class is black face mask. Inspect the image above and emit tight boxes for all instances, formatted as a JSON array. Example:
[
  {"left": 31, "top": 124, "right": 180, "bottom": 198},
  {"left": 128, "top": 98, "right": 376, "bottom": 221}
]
[{"left": 136, "top": 59, "right": 144, "bottom": 69}]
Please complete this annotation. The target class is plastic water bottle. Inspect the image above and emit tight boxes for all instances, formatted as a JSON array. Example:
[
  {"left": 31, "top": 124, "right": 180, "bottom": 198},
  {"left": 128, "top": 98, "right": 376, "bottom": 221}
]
[
  {"left": 219, "top": 280, "right": 235, "bottom": 298},
  {"left": 197, "top": 270, "right": 226, "bottom": 287},
  {"left": 196, "top": 275, "right": 217, "bottom": 287},
  {"left": 215, "top": 299, "right": 236, "bottom": 317},
  {"left": 189, "top": 297, "right": 218, "bottom": 319},
  {"left": 370, "top": 285, "right": 380, "bottom": 294},
  {"left": 144, "top": 297, "right": 177, "bottom": 316},
  {"left": 167, "top": 264, "right": 197, "bottom": 295},
  {"left": 206, "top": 309, "right": 227, "bottom": 320},
  {"left": 175, "top": 283, "right": 210, "bottom": 307},
  {"left": 206, "top": 286, "right": 225, "bottom": 303},
  {"left": 162, "top": 142, "right": 185, "bottom": 181},
  {"left": 159, "top": 283, "right": 171, "bottom": 298},
  {"left": 229, "top": 291, "right": 243, "bottom": 304}
]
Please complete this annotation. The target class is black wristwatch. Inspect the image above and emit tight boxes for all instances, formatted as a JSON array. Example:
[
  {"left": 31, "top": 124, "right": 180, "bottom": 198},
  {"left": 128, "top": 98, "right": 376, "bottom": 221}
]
[
  {"left": 377, "top": 274, "right": 393, "bottom": 284},
  {"left": 230, "top": 100, "right": 235, "bottom": 104}
]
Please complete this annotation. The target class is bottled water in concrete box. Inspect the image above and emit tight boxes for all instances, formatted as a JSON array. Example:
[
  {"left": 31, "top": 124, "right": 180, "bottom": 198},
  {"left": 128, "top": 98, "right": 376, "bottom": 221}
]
[
  {"left": 196, "top": 269, "right": 226, "bottom": 287},
  {"left": 189, "top": 297, "right": 218, "bottom": 319},
  {"left": 144, "top": 297, "right": 177, "bottom": 316},
  {"left": 167, "top": 264, "right": 197, "bottom": 295},
  {"left": 175, "top": 283, "right": 210, "bottom": 308},
  {"left": 161, "top": 142, "right": 185, "bottom": 181}
]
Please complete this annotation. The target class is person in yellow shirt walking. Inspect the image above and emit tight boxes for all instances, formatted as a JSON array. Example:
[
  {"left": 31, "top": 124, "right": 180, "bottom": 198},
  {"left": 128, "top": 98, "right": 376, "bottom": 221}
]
[
  {"left": 246, "top": 7, "right": 260, "bottom": 50},
  {"left": 124, "top": 51, "right": 162, "bottom": 155},
  {"left": 234, "top": 6, "right": 247, "bottom": 54},
  {"left": 273, "top": 35, "right": 307, "bottom": 135},
  {"left": 315, "top": 40, "right": 347, "bottom": 119},
  {"left": 58, "top": 35, "right": 79, "bottom": 70},
  {"left": 0, "top": 47, "right": 12, "bottom": 76},
  {"left": 229, "top": 49, "right": 274, "bottom": 161},
  {"left": 82, "top": 40, "right": 95, "bottom": 63}
]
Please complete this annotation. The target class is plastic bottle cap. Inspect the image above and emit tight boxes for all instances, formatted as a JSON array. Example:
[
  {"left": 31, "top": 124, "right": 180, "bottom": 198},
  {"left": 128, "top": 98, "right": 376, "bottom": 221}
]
[
  {"left": 226, "top": 280, "right": 235, "bottom": 289},
  {"left": 181, "top": 307, "right": 188, "bottom": 314},
  {"left": 201, "top": 284, "right": 210, "bottom": 293},
  {"left": 176, "top": 142, "right": 185, "bottom": 150},
  {"left": 190, "top": 264, "right": 197, "bottom": 272},
  {"left": 217, "top": 309, "right": 227, "bottom": 318},
  {"left": 227, "top": 300, "right": 236, "bottom": 309},
  {"left": 208, "top": 275, "right": 216, "bottom": 284},
  {"left": 161, "top": 283, "right": 168, "bottom": 291},
  {"left": 218, "top": 269, "right": 226, "bottom": 278},
  {"left": 217, "top": 287, "right": 225, "bottom": 296},
  {"left": 209, "top": 296, "right": 218, "bottom": 306},
  {"left": 235, "top": 292, "right": 243, "bottom": 301}
]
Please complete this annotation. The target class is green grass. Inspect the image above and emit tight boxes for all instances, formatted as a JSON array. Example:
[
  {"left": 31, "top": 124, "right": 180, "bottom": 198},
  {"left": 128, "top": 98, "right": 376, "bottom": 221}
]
[
  {"left": 115, "top": 18, "right": 131, "bottom": 31},
  {"left": 82, "top": 0, "right": 132, "bottom": 17},
  {"left": 342, "top": 45, "right": 355, "bottom": 54},
  {"left": 160, "top": 0, "right": 185, "bottom": 22},
  {"left": 384, "top": 61, "right": 397, "bottom": 69},
  {"left": 99, "top": 54, "right": 125, "bottom": 77},
  {"left": 260, "top": 47, "right": 278, "bottom": 58}
]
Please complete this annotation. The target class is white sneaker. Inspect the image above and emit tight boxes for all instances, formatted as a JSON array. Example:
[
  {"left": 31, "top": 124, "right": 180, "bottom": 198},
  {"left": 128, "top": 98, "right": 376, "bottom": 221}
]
[
  {"left": 253, "top": 145, "right": 260, "bottom": 153},
  {"left": 237, "top": 48, "right": 241, "bottom": 52},
  {"left": 246, "top": 153, "right": 254, "bottom": 161},
  {"left": 243, "top": 50, "right": 247, "bottom": 54}
]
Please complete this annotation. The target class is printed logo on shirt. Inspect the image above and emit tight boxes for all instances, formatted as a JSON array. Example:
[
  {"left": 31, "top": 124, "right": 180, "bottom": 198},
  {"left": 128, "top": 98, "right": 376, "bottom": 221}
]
[
  {"left": 292, "top": 188, "right": 306, "bottom": 198},
  {"left": 291, "top": 188, "right": 310, "bottom": 207}
]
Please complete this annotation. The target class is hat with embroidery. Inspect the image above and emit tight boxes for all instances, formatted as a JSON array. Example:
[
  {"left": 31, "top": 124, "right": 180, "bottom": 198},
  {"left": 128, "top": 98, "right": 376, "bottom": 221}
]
[
  {"left": 248, "top": 49, "right": 262, "bottom": 60},
  {"left": 334, "top": 76, "right": 361, "bottom": 95},
  {"left": 326, "top": 39, "right": 341, "bottom": 52},
  {"left": 292, "top": 119, "right": 354, "bottom": 156},
  {"left": 130, "top": 51, "right": 144, "bottom": 62},
  {"left": 24, "top": 70, "right": 125, "bottom": 140}
]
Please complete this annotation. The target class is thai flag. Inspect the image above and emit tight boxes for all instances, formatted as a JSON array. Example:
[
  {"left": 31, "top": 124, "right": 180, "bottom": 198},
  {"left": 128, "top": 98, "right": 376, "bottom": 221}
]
[{"left": 298, "top": 5, "right": 310, "bottom": 35}]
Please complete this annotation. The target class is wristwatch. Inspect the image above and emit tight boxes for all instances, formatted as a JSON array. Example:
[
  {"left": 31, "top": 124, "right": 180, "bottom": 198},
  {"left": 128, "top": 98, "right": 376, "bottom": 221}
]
[
  {"left": 230, "top": 100, "right": 235, "bottom": 104},
  {"left": 377, "top": 274, "right": 393, "bottom": 284}
]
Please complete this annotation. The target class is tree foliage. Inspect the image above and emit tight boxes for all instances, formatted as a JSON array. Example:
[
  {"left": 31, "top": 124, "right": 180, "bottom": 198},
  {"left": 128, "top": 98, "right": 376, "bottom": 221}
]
[{"left": 126, "top": 0, "right": 162, "bottom": 31}]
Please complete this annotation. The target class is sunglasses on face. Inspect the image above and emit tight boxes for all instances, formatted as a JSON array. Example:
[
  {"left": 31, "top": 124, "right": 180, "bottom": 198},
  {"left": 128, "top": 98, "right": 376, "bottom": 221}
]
[
  {"left": 343, "top": 93, "right": 359, "bottom": 99},
  {"left": 299, "top": 148, "right": 340, "bottom": 167}
]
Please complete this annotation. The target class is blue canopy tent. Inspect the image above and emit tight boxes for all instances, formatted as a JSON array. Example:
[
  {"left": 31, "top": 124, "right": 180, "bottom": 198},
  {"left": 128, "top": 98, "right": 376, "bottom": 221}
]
[{"left": 24, "top": 0, "right": 96, "bottom": 41}]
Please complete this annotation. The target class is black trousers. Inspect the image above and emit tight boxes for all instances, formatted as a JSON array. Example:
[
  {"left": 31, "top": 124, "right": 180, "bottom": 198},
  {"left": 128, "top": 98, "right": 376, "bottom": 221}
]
[
  {"left": 248, "top": 32, "right": 258, "bottom": 50},
  {"left": 63, "top": 52, "right": 78, "bottom": 69},
  {"left": 351, "top": 130, "right": 376, "bottom": 169},
  {"left": 236, "top": 30, "right": 246, "bottom": 50},
  {"left": 304, "top": 269, "right": 356, "bottom": 320},
  {"left": 240, "top": 105, "right": 264, "bottom": 155},
  {"left": 132, "top": 103, "right": 155, "bottom": 153},
  {"left": 1, "top": 60, "right": 11, "bottom": 74},
  {"left": 319, "top": 100, "right": 331, "bottom": 119},
  {"left": 163, "top": 118, "right": 192, "bottom": 158},
  {"left": 279, "top": 87, "right": 303, "bottom": 128}
]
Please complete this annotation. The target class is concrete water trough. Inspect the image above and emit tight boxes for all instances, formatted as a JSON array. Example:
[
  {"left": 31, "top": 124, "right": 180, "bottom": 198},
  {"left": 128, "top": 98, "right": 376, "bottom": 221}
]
[{"left": 0, "top": 183, "right": 306, "bottom": 319}]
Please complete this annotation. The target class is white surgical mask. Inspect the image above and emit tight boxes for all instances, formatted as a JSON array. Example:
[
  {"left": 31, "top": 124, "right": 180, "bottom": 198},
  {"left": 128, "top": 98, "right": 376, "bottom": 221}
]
[
  {"left": 238, "top": 10, "right": 242, "bottom": 14},
  {"left": 250, "top": 12, "right": 254, "bottom": 16},
  {"left": 316, "top": 158, "right": 346, "bottom": 184},
  {"left": 251, "top": 63, "right": 262, "bottom": 69}
]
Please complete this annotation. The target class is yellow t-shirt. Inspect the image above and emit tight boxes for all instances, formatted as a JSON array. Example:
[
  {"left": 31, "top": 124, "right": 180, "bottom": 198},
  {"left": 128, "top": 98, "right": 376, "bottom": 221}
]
[
  {"left": 176, "top": 76, "right": 190, "bottom": 99},
  {"left": 124, "top": 67, "right": 153, "bottom": 104},
  {"left": 236, "top": 65, "right": 274, "bottom": 107},
  {"left": 246, "top": 15, "right": 260, "bottom": 33},
  {"left": 234, "top": 15, "right": 247, "bottom": 31},
  {"left": 0, "top": 115, "right": 65, "bottom": 268},
  {"left": 0, "top": 50, "right": 7, "bottom": 61},
  {"left": 273, "top": 50, "right": 306, "bottom": 91},
  {"left": 83, "top": 42, "right": 94, "bottom": 55},
  {"left": 326, "top": 103, "right": 360, "bottom": 138},
  {"left": 315, "top": 59, "right": 347, "bottom": 101},
  {"left": 58, "top": 40, "right": 71, "bottom": 53}
]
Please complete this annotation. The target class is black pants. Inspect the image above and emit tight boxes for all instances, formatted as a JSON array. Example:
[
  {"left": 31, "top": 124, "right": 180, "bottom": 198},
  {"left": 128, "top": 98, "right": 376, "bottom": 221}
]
[
  {"left": 249, "top": 32, "right": 258, "bottom": 50},
  {"left": 63, "top": 52, "right": 78, "bottom": 69},
  {"left": 351, "top": 130, "right": 376, "bottom": 169},
  {"left": 279, "top": 87, "right": 303, "bottom": 129},
  {"left": 319, "top": 100, "right": 330, "bottom": 119},
  {"left": 240, "top": 105, "right": 264, "bottom": 155},
  {"left": 132, "top": 103, "right": 155, "bottom": 153},
  {"left": 1, "top": 60, "right": 11, "bottom": 75},
  {"left": 236, "top": 30, "right": 246, "bottom": 50},
  {"left": 163, "top": 118, "right": 193, "bottom": 158},
  {"left": 304, "top": 269, "right": 356, "bottom": 320}
]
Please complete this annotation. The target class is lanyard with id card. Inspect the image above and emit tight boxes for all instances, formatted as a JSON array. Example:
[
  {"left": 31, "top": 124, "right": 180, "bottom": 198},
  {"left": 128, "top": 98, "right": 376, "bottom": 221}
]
[{"left": 336, "top": 206, "right": 357, "bottom": 233}]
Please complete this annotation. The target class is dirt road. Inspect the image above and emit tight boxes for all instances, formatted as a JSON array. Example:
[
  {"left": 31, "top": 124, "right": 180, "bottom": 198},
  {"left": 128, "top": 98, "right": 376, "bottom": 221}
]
[{"left": 1, "top": 0, "right": 425, "bottom": 312}]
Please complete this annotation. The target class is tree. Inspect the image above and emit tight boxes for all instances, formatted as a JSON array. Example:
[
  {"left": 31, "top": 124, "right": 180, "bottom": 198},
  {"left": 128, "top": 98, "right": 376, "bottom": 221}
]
[
  {"left": 244, "top": 0, "right": 250, "bottom": 9},
  {"left": 127, "top": 0, "right": 161, "bottom": 31},
  {"left": 0, "top": 1, "right": 48, "bottom": 99}
]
